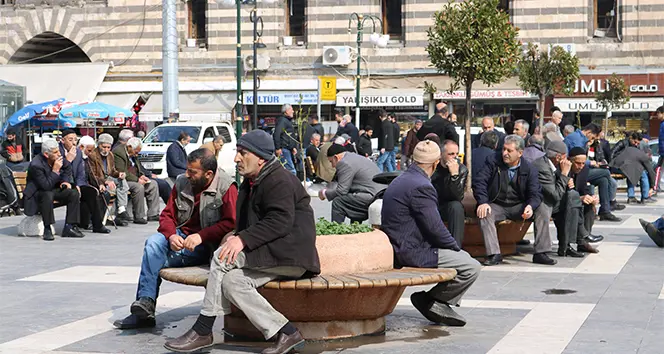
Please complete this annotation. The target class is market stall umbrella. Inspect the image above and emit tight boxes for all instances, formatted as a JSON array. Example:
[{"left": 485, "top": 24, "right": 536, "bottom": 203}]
[{"left": 1, "top": 98, "right": 65, "bottom": 137}]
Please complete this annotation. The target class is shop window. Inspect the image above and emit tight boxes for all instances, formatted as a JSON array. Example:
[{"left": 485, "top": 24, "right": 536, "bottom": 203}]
[
  {"left": 381, "top": 0, "right": 403, "bottom": 41},
  {"left": 286, "top": 0, "right": 307, "bottom": 44},
  {"left": 0, "top": 0, "right": 15, "bottom": 5},
  {"left": 594, "top": 0, "right": 618, "bottom": 38},
  {"left": 187, "top": 0, "right": 208, "bottom": 47},
  {"left": 498, "top": 0, "right": 509, "bottom": 12}
]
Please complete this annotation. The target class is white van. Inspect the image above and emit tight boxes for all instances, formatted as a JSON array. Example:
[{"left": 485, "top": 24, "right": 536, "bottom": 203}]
[{"left": 138, "top": 122, "right": 237, "bottom": 179}]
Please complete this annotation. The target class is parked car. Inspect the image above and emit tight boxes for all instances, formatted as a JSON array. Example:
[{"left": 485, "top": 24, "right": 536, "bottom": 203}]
[
  {"left": 138, "top": 122, "right": 237, "bottom": 178},
  {"left": 649, "top": 140, "right": 659, "bottom": 166}
]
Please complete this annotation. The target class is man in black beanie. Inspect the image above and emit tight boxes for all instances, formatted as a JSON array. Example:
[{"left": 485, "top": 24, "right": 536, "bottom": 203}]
[{"left": 165, "top": 129, "right": 320, "bottom": 354}]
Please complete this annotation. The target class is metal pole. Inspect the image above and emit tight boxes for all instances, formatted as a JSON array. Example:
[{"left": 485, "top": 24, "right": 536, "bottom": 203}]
[
  {"left": 355, "top": 19, "right": 362, "bottom": 129},
  {"left": 316, "top": 77, "right": 321, "bottom": 121},
  {"left": 162, "top": 0, "right": 180, "bottom": 123},
  {"left": 252, "top": 6, "right": 258, "bottom": 131},
  {"left": 235, "top": 0, "right": 243, "bottom": 184}
]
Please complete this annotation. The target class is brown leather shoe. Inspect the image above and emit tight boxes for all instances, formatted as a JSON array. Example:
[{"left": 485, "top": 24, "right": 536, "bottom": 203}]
[
  {"left": 577, "top": 242, "right": 599, "bottom": 254},
  {"left": 164, "top": 328, "right": 213, "bottom": 353},
  {"left": 262, "top": 331, "right": 305, "bottom": 354}
]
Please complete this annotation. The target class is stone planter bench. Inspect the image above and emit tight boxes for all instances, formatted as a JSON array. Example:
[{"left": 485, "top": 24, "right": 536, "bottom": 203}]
[{"left": 159, "top": 229, "right": 456, "bottom": 341}]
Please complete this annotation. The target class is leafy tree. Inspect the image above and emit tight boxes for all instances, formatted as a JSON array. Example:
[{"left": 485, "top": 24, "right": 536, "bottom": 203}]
[
  {"left": 426, "top": 0, "right": 520, "bottom": 191},
  {"left": 517, "top": 43, "right": 580, "bottom": 130},
  {"left": 595, "top": 73, "right": 630, "bottom": 134}
]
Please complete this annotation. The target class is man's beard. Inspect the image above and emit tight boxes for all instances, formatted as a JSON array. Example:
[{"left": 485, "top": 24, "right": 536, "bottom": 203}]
[
  {"left": 189, "top": 176, "right": 208, "bottom": 190},
  {"left": 100, "top": 150, "right": 109, "bottom": 157}
]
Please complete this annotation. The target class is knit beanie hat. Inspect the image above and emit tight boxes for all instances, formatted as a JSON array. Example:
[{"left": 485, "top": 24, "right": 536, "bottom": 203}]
[
  {"left": 413, "top": 140, "right": 441, "bottom": 164},
  {"left": 424, "top": 133, "right": 441, "bottom": 146},
  {"left": 569, "top": 147, "right": 586, "bottom": 158},
  {"left": 327, "top": 143, "right": 346, "bottom": 157},
  {"left": 237, "top": 130, "right": 275, "bottom": 161}
]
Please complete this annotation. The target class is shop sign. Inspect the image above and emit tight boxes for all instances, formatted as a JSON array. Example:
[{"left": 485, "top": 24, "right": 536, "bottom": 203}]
[
  {"left": 243, "top": 91, "right": 318, "bottom": 105},
  {"left": 574, "top": 79, "right": 659, "bottom": 94},
  {"left": 336, "top": 91, "right": 424, "bottom": 107},
  {"left": 553, "top": 97, "right": 664, "bottom": 113},
  {"left": 434, "top": 90, "right": 537, "bottom": 100}
]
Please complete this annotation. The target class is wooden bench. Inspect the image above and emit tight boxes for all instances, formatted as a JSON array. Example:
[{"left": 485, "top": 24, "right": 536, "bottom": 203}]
[
  {"left": 611, "top": 173, "right": 626, "bottom": 180},
  {"left": 460, "top": 218, "right": 531, "bottom": 258},
  {"left": 160, "top": 265, "right": 456, "bottom": 340}
]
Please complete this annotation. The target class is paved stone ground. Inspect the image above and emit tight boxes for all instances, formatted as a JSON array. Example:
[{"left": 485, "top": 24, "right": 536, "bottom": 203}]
[{"left": 1, "top": 190, "right": 663, "bottom": 354}]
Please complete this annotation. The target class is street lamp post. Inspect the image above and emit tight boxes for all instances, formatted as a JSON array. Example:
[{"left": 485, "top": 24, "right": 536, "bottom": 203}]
[
  {"left": 250, "top": 7, "right": 266, "bottom": 130},
  {"left": 348, "top": 13, "right": 388, "bottom": 129}
]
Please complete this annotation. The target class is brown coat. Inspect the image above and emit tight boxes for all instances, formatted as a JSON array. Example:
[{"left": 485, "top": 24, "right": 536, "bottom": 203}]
[
  {"left": 96, "top": 147, "right": 121, "bottom": 179},
  {"left": 85, "top": 149, "right": 107, "bottom": 189},
  {"left": 200, "top": 141, "right": 220, "bottom": 158},
  {"left": 403, "top": 128, "right": 420, "bottom": 157}
]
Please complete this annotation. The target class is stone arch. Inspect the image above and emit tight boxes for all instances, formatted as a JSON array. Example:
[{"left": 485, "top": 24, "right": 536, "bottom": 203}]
[{"left": 9, "top": 31, "right": 90, "bottom": 64}]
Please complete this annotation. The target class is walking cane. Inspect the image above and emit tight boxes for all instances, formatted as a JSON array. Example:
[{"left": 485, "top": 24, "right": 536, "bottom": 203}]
[{"left": 100, "top": 190, "right": 118, "bottom": 230}]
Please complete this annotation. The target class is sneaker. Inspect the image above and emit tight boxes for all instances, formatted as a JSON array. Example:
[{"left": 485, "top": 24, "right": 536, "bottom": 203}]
[{"left": 627, "top": 197, "right": 640, "bottom": 204}]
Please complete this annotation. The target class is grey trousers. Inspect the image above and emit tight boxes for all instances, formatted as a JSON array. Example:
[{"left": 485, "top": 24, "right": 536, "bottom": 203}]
[
  {"left": 106, "top": 178, "right": 129, "bottom": 210},
  {"left": 331, "top": 192, "right": 374, "bottom": 223},
  {"left": 200, "top": 249, "right": 306, "bottom": 340},
  {"left": 127, "top": 181, "right": 160, "bottom": 219},
  {"left": 428, "top": 249, "right": 481, "bottom": 306},
  {"left": 551, "top": 190, "right": 585, "bottom": 248},
  {"left": 479, "top": 203, "right": 552, "bottom": 255}
]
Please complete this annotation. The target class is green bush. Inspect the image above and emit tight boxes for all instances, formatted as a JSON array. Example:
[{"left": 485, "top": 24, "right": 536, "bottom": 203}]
[{"left": 315, "top": 218, "right": 373, "bottom": 235}]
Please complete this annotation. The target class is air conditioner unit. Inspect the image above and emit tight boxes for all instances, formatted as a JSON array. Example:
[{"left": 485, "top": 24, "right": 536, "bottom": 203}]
[
  {"left": 243, "top": 54, "right": 271, "bottom": 71},
  {"left": 322, "top": 46, "right": 353, "bottom": 66}
]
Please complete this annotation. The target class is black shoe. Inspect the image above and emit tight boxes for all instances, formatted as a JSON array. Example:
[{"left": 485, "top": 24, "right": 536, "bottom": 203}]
[
  {"left": 517, "top": 239, "right": 531, "bottom": 246},
  {"left": 109, "top": 218, "right": 128, "bottom": 227},
  {"left": 93, "top": 226, "right": 111, "bottom": 234},
  {"left": 533, "top": 253, "right": 557, "bottom": 265},
  {"left": 43, "top": 227, "right": 54, "bottom": 241},
  {"left": 639, "top": 218, "right": 664, "bottom": 247},
  {"left": 117, "top": 211, "right": 131, "bottom": 221},
  {"left": 62, "top": 225, "right": 85, "bottom": 238},
  {"left": 483, "top": 254, "right": 503, "bottom": 266},
  {"left": 409, "top": 291, "right": 467, "bottom": 327},
  {"left": 147, "top": 216, "right": 160, "bottom": 222},
  {"left": 113, "top": 314, "right": 156, "bottom": 330},
  {"left": 133, "top": 218, "right": 148, "bottom": 225},
  {"left": 584, "top": 234, "right": 604, "bottom": 243},
  {"left": 599, "top": 212, "right": 622, "bottom": 222},
  {"left": 130, "top": 297, "right": 156, "bottom": 319},
  {"left": 261, "top": 331, "right": 306, "bottom": 354},
  {"left": 577, "top": 241, "right": 599, "bottom": 254},
  {"left": 558, "top": 246, "right": 585, "bottom": 258},
  {"left": 611, "top": 200, "right": 626, "bottom": 210},
  {"left": 13, "top": 207, "right": 23, "bottom": 216},
  {"left": 627, "top": 197, "right": 640, "bottom": 204}
]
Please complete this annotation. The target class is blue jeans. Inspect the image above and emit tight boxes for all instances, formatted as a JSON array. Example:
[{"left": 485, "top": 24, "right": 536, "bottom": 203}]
[
  {"left": 627, "top": 170, "right": 650, "bottom": 199},
  {"left": 377, "top": 150, "right": 396, "bottom": 172},
  {"left": 136, "top": 230, "right": 210, "bottom": 300},
  {"left": 653, "top": 217, "right": 664, "bottom": 231},
  {"left": 279, "top": 149, "right": 297, "bottom": 175}
]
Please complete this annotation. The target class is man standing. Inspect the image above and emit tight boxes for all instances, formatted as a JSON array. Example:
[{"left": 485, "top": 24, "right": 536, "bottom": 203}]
[
  {"left": 201, "top": 135, "right": 224, "bottom": 158},
  {"left": 382, "top": 140, "right": 480, "bottom": 327},
  {"left": 114, "top": 149, "right": 237, "bottom": 330},
  {"left": 431, "top": 140, "right": 468, "bottom": 245},
  {"left": 473, "top": 135, "right": 555, "bottom": 266},
  {"left": 1, "top": 129, "right": 25, "bottom": 170},
  {"left": 403, "top": 120, "right": 422, "bottom": 166},
  {"left": 657, "top": 106, "right": 664, "bottom": 169},
  {"left": 165, "top": 131, "right": 320, "bottom": 354},
  {"left": 417, "top": 102, "right": 459, "bottom": 144},
  {"left": 357, "top": 126, "right": 373, "bottom": 157},
  {"left": 319, "top": 144, "right": 384, "bottom": 223},
  {"left": 273, "top": 104, "right": 298, "bottom": 175},
  {"left": 551, "top": 111, "right": 564, "bottom": 139},
  {"left": 23, "top": 139, "right": 84, "bottom": 241},
  {"left": 113, "top": 137, "right": 160, "bottom": 224},
  {"left": 334, "top": 113, "right": 359, "bottom": 143},
  {"left": 472, "top": 117, "right": 505, "bottom": 150},
  {"left": 376, "top": 110, "right": 396, "bottom": 172},
  {"left": 96, "top": 133, "right": 129, "bottom": 227},
  {"left": 166, "top": 131, "right": 190, "bottom": 183}
]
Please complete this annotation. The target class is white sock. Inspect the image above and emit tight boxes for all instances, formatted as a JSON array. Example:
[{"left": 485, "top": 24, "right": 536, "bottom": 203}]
[{"left": 118, "top": 206, "right": 126, "bottom": 214}]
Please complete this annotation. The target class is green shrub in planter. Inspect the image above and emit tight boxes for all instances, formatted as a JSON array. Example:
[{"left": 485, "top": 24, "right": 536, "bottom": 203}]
[{"left": 315, "top": 217, "right": 373, "bottom": 235}]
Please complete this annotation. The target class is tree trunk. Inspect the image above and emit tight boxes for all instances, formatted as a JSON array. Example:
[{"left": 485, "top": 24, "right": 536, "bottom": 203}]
[
  {"left": 538, "top": 93, "right": 546, "bottom": 132},
  {"left": 465, "top": 81, "right": 473, "bottom": 193}
]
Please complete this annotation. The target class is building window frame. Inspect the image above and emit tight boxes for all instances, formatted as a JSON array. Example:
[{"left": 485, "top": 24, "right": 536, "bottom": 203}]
[
  {"left": 381, "top": 0, "right": 404, "bottom": 43},
  {"left": 285, "top": 0, "right": 307, "bottom": 46},
  {"left": 187, "top": 0, "right": 208, "bottom": 49},
  {"left": 593, "top": 0, "right": 619, "bottom": 38}
]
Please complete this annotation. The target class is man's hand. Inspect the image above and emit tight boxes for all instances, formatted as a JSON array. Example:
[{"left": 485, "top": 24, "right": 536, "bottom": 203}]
[
  {"left": 446, "top": 159, "right": 460, "bottom": 176},
  {"left": 76, "top": 186, "right": 81, "bottom": 198},
  {"left": 221, "top": 231, "right": 235, "bottom": 245},
  {"left": 560, "top": 159, "right": 572, "bottom": 176},
  {"left": 275, "top": 149, "right": 282, "bottom": 157},
  {"left": 592, "top": 195, "right": 600, "bottom": 205},
  {"left": 60, "top": 182, "right": 71, "bottom": 189},
  {"left": 380, "top": 148, "right": 385, "bottom": 154},
  {"left": 522, "top": 205, "right": 534, "bottom": 220},
  {"left": 119, "top": 172, "right": 126, "bottom": 179},
  {"left": 477, "top": 203, "right": 491, "bottom": 219},
  {"left": 581, "top": 195, "right": 595, "bottom": 205},
  {"left": 318, "top": 189, "right": 326, "bottom": 201},
  {"left": 53, "top": 157, "right": 63, "bottom": 173},
  {"left": 183, "top": 233, "right": 203, "bottom": 251},
  {"left": 139, "top": 175, "right": 150, "bottom": 185},
  {"left": 567, "top": 178, "right": 575, "bottom": 189},
  {"left": 649, "top": 188, "right": 655, "bottom": 198},
  {"left": 589, "top": 160, "right": 598, "bottom": 168},
  {"left": 151, "top": 174, "right": 158, "bottom": 179},
  {"left": 106, "top": 180, "right": 116, "bottom": 190},
  {"left": 292, "top": 148, "right": 297, "bottom": 156},
  {"left": 218, "top": 235, "right": 244, "bottom": 265},
  {"left": 170, "top": 235, "right": 185, "bottom": 251},
  {"left": 99, "top": 184, "right": 106, "bottom": 193}
]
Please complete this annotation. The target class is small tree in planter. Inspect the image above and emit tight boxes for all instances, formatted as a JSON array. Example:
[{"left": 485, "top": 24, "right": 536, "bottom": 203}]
[
  {"left": 517, "top": 43, "right": 580, "bottom": 131},
  {"left": 315, "top": 218, "right": 372, "bottom": 235},
  {"left": 595, "top": 73, "right": 630, "bottom": 134},
  {"left": 426, "top": 0, "right": 520, "bottom": 191}
]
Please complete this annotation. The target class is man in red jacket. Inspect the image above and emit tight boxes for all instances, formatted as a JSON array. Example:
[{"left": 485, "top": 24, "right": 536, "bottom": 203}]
[{"left": 114, "top": 148, "right": 237, "bottom": 329}]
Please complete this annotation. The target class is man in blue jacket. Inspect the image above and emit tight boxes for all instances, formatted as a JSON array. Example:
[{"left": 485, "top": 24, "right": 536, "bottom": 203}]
[
  {"left": 473, "top": 135, "right": 555, "bottom": 266},
  {"left": 382, "top": 140, "right": 480, "bottom": 327},
  {"left": 166, "top": 131, "right": 190, "bottom": 183}
]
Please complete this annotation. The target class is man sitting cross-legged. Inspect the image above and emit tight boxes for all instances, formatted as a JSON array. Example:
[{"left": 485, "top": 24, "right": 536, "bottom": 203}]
[
  {"left": 382, "top": 140, "right": 480, "bottom": 327},
  {"left": 114, "top": 148, "right": 237, "bottom": 329},
  {"left": 473, "top": 135, "right": 556, "bottom": 266},
  {"left": 165, "top": 130, "right": 320, "bottom": 354}
]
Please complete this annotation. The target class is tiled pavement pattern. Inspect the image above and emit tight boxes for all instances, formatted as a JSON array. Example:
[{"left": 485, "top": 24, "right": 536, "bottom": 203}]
[{"left": 1, "top": 193, "right": 663, "bottom": 354}]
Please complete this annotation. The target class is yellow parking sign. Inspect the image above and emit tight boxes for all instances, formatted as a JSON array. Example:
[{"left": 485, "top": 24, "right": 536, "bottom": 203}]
[{"left": 319, "top": 76, "right": 337, "bottom": 101}]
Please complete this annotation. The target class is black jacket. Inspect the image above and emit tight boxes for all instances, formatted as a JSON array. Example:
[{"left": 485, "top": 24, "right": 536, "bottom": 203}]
[
  {"left": 471, "top": 130, "right": 506, "bottom": 150},
  {"left": 571, "top": 164, "right": 590, "bottom": 196},
  {"left": 273, "top": 115, "right": 298, "bottom": 150},
  {"left": 431, "top": 161, "right": 468, "bottom": 203},
  {"left": 334, "top": 122, "right": 360, "bottom": 143},
  {"left": 379, "top": 119, "right": 396, "bottom": 151},
  {"left": 610, "top": 138, "right": 632, "bottom": 162},
  {"left": 236, "top": 158, "right": 320, "bottom": 275},
  {"left": 530, "top": 156, "right": 570, "bottom": 207},
  {"left": 393, "top": 122, "right": 401, "bottom": 149},
  {"left": 303, "top": 123, "right": 325, "bottom": 149},
  {"left": 23, "top": 154, "right": 73, "bottom": 216},
  {"left": 471, "top": 146, "right": 499, "bottom": 180},
  {"left": 472, "top": 155, "right": 542, "bottom": 211},
  {"left": 357, "top": 133, "right": 373, "bottom": 157},
  {"left": 166, "top": 142, "right": 187, "bottom": 178},
  {"left": 416, "top": 114, "right": 459, "bottom": 144}
]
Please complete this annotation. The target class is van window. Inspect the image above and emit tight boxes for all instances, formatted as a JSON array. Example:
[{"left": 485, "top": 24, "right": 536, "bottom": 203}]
[
  {"left": 203, "top": 127, "right": 215, "bottom": 142},
  {"left": 216, "top": 126, "right": 232, "bottom": 143},
  {"left": 144, "top": 126, "right": 201, "bottom": 143}
]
